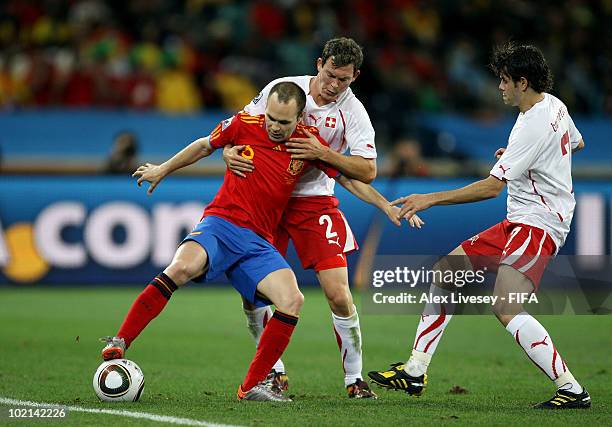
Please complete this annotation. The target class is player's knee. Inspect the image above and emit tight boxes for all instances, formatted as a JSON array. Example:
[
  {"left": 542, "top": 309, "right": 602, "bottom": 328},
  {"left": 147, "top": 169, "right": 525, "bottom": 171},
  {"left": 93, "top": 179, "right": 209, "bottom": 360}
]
[
  {"left": 492, "top": 300, "right": 515, "bottom": 326},
  {"left": 494, "top": 312, "right": 515, "bottom": 327},
  {"left": 165, "top": 260, "right": 199, "bottom": 285},
  {"left": 277, "top": 289, "right": 304, "bottom": 316},
  {"left": 431, "top": 259, "right": 449, "bottom": 285},
  {"left": 431, "top": 258, "right": 464, "bottom": 291},
  {"left": 492, "top": 299, "right": 505, "bottom": 316},
  {"left": 325, "top": 286, "right": 353, "bottom": 316},
  {"left": 290, "top": 290, "right": 305, "bottom": 313},
  {"left": 432, "top": 258, "right": 445, "bottom": 273}
]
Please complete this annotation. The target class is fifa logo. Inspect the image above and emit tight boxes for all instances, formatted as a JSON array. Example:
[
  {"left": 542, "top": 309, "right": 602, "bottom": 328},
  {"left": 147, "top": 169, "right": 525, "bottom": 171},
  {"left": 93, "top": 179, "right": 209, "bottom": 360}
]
[{"left": 287, "top": 159, "right": 304, "bottom": 175}]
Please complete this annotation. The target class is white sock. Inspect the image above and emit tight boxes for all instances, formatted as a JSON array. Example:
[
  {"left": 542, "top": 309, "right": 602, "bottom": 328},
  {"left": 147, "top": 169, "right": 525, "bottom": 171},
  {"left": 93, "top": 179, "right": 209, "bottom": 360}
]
[
  {"left": 244, "top": 305, "right": 285, "bottom": 373},
  {"left": 405, "top": 349, "right": 432, "bottom": 377},
  {"left": 412, "top": 284, "right": 454, "bottom": 356},
  {"left": 332, "top": 305, "right": 363, "bottom": 386},
  {"left": 555, "top": 372, "right": 583, "bottom": 394},
  {"left": 506, "top": 312, "right": 582, "bottom": 393}
]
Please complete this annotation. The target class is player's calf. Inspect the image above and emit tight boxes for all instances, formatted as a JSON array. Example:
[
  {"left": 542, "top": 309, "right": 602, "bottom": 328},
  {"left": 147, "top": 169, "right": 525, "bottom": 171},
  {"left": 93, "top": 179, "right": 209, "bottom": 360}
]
[
  {"left": 107, "top": 273, "right": 179, "bottom": 355},
  {"left": 240, "top": 310, "right": 299, "bottom": 393}
]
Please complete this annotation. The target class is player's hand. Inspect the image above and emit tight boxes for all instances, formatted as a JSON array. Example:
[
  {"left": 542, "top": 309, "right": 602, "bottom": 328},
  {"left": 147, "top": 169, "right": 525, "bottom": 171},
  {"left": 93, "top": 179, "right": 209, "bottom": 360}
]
[
  {"left": 223, "top": 145, "right": 254, "bottom": 178},
  {"left": 384, "top": 206, "right": 425, "bottom": 228},
  {"left": 405, "top": 213, "right": 425, "bottom": 228},
  {"left": 391, "top": 194, "right": 434, "bottom": 220},
  {"left": 132, "top": 163, "right": 166, "bottom": 195},
  {"left": 495, "top": 147, "right": 506, "bottom": 159},
  {"left": 385, "top": 205, "right": 402, "bottom": 227},
  {"left": 287, "top": 128, "right": 329, "bottom": 160}
]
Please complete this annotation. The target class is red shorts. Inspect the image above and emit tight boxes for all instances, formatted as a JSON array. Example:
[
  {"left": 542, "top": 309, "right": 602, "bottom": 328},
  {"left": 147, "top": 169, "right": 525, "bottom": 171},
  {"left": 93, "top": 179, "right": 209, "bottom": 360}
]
[
  {"left": 460, "top": 219, "right": 557, "bottom": 288},
  {"left": 273, "top": 196, "right": 358, "bottom": 271}
]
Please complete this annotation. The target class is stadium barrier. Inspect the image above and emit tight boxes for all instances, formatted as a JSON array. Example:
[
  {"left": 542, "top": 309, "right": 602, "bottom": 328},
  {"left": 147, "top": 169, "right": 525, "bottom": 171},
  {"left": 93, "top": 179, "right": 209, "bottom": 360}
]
[{"left": 0, "top": 177, "right": 610, "bottom": 286}]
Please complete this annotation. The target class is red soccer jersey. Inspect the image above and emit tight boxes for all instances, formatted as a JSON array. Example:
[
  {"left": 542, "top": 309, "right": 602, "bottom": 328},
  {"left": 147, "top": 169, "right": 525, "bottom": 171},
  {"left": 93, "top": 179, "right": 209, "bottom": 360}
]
[{"left": 204, "top": 112, "right": 339, "bottom": 243}]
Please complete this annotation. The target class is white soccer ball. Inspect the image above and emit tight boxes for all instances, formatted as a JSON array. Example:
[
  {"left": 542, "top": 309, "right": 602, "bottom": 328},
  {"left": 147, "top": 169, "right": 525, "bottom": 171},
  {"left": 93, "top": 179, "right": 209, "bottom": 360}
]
[{"left": 93, "top": 359, "right": 145, "bottom": 402}]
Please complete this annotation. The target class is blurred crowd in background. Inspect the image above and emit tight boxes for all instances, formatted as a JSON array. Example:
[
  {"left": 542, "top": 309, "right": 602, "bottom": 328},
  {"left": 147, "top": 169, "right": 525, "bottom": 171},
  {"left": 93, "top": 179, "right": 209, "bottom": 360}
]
[{"left": 1, "top": 0, "right": 610, "bottom": 176}]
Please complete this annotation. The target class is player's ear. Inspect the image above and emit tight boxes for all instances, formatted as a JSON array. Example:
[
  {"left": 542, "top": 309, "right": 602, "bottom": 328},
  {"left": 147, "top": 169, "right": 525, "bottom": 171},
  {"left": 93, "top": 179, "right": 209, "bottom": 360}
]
[
  {"left": 352, "top": 69, "right": 361, "bottom": 82},
  {"left": 316, "top": 58, "right": 323, "bottom": 72}
]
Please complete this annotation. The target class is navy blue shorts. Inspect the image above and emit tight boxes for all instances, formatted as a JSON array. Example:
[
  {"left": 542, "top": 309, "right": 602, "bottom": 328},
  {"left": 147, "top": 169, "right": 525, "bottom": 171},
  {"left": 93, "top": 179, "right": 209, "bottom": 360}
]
[{"left": 181, "top": 215, "right": 290, "bottom": 307}]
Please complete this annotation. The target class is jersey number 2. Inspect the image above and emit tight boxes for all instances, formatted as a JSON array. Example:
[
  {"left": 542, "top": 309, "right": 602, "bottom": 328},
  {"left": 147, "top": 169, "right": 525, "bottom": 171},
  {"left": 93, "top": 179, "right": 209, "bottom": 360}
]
[
  {"left": 560, "top": 131, "right": 570, "bottom": 156},
  {"left": 319, "top": 215, "right": 341, "bottom": 247}
]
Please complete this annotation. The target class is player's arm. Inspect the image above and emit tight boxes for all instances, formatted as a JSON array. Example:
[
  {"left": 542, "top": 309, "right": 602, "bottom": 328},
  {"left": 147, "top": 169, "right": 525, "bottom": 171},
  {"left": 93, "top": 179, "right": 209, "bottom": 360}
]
[
  {"left": 335, "top": 175, "right": 424, "bottom": 228},
  {"left": 133, "top": 137, "right": 214, "bottom": 194},
  {"left": 287, "top": 129, "right": 376, "bottom": 183},
  {"left": 392, "top": 175, "right": 506, "bottom": 219},
  {"left": 321, "top": 150, "right": 376, "bottom": 183}
]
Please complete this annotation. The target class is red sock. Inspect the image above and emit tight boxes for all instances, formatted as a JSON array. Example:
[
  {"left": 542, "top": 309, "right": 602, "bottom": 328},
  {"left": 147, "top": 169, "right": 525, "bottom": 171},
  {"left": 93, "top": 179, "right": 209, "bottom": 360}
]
[
  {"left": 117, "top": 273, "right": 178, "bottom": 347},
  {"left": 242, "top": 310, "right": 298, "bottom": 391}
]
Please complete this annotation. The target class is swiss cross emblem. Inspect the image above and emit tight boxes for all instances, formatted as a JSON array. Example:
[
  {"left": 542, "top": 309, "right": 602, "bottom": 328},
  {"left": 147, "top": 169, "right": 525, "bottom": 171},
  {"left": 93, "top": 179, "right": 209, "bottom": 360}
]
[{"left": 325, "top": 117, "right": 337, "bottom": 128}]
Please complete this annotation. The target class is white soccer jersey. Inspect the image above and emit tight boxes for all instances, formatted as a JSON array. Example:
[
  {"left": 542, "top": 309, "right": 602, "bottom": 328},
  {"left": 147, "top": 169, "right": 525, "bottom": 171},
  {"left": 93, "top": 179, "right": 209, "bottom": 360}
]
[
  {"left": 243, "top": 75, "right": 377, "bottom": 197},
  {"left": 490, "top": 93, "right": 583, "bottom": 249}
]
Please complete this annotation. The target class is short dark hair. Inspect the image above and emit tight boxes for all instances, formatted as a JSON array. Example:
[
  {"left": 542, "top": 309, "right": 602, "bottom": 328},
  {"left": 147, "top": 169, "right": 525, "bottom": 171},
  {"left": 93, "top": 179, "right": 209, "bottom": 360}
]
[
  {"left": 268, "top": 82, "right": 307, "bottom": 117},
  {"left": 321, "top": 37, "right": 363, "bottom": 73},
  {"left": 490, "top": 42, "right": 553, "bottom": 93}
]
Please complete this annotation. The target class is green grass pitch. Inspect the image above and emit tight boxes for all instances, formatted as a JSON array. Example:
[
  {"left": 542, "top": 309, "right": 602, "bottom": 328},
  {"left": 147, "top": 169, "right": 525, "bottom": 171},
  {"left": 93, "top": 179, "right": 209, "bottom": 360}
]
[{"left": 0, "top": 287, "right": 610, "bottom": 426}]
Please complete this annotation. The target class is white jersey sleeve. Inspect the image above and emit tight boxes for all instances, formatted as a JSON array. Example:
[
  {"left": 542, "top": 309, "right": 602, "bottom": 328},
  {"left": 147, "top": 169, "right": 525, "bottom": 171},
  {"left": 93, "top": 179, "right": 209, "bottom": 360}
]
[
  {"left": 567, "top": 114, "right": 583, "bottom": 149},
  {"left": 490, "top": 118, "right": 546, "bottom": 181},
  {"left": 344, "top": 100, "right": 376, "bottom": 158}
]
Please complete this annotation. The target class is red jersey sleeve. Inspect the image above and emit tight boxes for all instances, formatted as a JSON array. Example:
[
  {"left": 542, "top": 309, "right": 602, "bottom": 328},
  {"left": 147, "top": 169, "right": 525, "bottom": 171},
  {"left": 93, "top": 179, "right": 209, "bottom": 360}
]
[{"left": 209, "top": 115, "right": 241, "bottom": 149}]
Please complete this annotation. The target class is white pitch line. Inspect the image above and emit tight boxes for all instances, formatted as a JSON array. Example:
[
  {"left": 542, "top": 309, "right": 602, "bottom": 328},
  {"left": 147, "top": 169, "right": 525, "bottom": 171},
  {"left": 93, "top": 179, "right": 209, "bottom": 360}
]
[{"left": 0, "top": 396, "right": 243, "bottom": 427}]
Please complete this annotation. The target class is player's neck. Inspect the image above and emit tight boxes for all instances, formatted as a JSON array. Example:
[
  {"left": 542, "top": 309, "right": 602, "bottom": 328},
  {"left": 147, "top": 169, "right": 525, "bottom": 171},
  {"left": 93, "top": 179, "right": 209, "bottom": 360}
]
[{"left": 518, "top": 91, "right": 545, "bottom": 113}]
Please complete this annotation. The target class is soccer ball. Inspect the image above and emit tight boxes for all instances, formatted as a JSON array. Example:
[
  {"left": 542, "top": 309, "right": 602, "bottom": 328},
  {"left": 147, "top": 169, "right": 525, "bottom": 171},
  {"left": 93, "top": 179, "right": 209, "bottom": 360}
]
[{"left": 93, "top": 359, "right": 145, "bottom": 402}]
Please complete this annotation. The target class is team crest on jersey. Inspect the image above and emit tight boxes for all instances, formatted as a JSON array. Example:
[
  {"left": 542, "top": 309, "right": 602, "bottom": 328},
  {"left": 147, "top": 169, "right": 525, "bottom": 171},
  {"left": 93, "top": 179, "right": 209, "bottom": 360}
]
[
  {"left": 252, "top": 92, "right": 263, "bottom": 105},
  {"left": 287, "top": 159, "right": 304, "bottom": 175},
  {"left": 240, "top": 145, "right": 254, "bottom": 160},
  {"left": 221, "top": 116, "right": 234, "bottom": 130}
]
